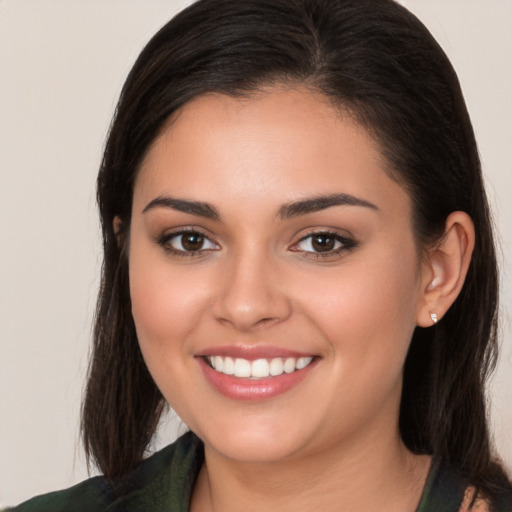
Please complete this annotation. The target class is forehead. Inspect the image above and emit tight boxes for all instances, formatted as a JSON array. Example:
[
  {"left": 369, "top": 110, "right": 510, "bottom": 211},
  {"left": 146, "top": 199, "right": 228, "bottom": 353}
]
[{"left": 134, "top": 87, "right": 411, "bottom": 221}]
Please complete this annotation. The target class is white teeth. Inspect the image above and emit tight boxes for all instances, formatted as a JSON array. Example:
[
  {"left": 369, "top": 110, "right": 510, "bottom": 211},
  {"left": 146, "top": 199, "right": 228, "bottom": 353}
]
[
  {"left": 223, "top": 356, "right": 235, "bottom": 375},
  {"left": 214, "top": 355, "right": 224, "bottom": 372},
  {"left": 296, "top": 356, "right": 313, "bottom": 369},
  {"left": 207, "top": 355, "right": 314, "bottom": 378},
  {"left": 283, "top": 358, "right": 296, "bottom": 374},
  {"left": 233, "top": 358, "right": 251, "bottom": 378},
  {"left": 251, "top": 359, "right": 270, "bottom": 378},
  {"left": 269, "top": 358, "right": 284, "bottom": 376}
]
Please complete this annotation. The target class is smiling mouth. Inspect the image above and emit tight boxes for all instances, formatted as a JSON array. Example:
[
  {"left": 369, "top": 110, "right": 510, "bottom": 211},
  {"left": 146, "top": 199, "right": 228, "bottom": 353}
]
[{"left": 205, "top": 355, "right": 315, "bottom": 379}]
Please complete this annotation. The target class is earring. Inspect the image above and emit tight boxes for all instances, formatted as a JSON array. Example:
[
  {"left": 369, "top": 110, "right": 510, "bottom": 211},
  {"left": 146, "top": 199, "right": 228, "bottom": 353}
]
[{"left": 430, "top": 312, "right": 438, "bottom": 325}]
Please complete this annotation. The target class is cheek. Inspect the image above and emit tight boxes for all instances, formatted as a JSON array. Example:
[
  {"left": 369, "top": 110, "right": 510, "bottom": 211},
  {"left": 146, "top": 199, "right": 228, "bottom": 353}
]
[
  {"left": 128, "top": 250, "right": 209, "bottom": 354},
  {"left": 128, "top": 252, "right": 212, "bottom": 414},
  {"left": 304, "top": 245, "right": 422, "bottom": 364}
]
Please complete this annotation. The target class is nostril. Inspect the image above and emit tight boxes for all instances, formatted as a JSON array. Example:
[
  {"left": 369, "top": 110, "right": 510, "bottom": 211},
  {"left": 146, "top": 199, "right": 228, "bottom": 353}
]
[
  {"left": 256, "top": 317, "right": 278, "bottom": 326},
  {"left": 215, "top": 314, "right": 281, "bottom": 331},
  {"left": 212, "top": 266, "right": 293, "bottom": 330}
]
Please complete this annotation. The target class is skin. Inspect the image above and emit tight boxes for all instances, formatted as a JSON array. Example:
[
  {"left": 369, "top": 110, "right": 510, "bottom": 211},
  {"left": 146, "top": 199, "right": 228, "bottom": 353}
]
[{"left": 126, "top": 87, "right": 474, "bottom": 511}]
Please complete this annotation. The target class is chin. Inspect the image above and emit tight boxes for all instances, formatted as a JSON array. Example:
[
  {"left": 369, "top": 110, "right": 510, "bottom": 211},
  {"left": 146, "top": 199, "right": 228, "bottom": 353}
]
[
  {"left": 193, "top": 416, "right": 315, "bottom": 463},
  {"left": 207, "top": 435, "right": 305, "bottom": 464}
]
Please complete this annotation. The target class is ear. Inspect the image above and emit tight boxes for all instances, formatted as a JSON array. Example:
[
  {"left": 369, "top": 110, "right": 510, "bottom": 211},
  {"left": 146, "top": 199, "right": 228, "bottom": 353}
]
[
  {"left": 113, "top": 216, "right": 123, "bottom": 247},
  {"left": 416, "top": 211, "right": 475, "bottom": 327}
]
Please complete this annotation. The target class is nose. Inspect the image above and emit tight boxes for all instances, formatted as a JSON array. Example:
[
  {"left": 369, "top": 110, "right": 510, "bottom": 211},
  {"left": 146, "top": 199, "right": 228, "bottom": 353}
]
[{"left": 212, "top": 248, "right": 292, "bottom": 332}]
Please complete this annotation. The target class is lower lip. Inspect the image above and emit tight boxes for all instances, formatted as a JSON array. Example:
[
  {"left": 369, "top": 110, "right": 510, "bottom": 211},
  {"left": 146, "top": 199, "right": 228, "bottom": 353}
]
[{"left": 197, "top": 357, "right": 318, "bottom": 401}]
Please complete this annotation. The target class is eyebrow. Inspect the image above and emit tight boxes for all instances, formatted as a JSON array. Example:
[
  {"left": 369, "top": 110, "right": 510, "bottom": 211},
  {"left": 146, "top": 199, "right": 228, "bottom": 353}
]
[
  {"left": 278, "top": 193, "right": 378, "bottom": 219},
  {"left": 142, "top": 192, "right": 378, "bottom": 221},
  {"left": 142, "top": 196, "right": 220, "bottom": 220}
]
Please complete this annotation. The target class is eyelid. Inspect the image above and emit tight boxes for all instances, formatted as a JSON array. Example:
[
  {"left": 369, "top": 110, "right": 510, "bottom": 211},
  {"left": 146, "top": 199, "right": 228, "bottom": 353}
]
[
  {"left": 291, "top": 227, "right": 355, "bottom": 246},
  {"left": 295, "top": 234, "right": 343, "bottom": 252},
  {"left": 289, "top": 229, "right": 357, "bottom": 259},
  {"left": 156, "top": 226, "right": 220, "bottom": 257}
]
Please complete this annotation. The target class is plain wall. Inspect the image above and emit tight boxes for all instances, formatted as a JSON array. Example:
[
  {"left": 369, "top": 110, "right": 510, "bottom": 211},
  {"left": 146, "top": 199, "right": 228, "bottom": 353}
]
[{"left": 0, "top": 0, "right": 511, "bottom": 506}]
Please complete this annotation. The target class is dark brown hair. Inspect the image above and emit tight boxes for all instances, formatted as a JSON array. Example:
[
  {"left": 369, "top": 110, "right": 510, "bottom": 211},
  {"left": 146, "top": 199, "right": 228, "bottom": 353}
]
[{"left": 82, "top": 0, "right": 511, "bottom": 503}]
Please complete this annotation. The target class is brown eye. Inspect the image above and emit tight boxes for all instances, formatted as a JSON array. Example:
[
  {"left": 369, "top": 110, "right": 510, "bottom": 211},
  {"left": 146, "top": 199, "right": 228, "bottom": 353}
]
[
  {"left": 311, "top": 234, "right": 336, "bottom": 252},
  {"left": 293, "top": 231, "right": 356, "bottom": 257},
  {"left": 181, "top": 232, "right": 205, "bottom": 251},
  {"left": 163, "top": 230, "right": 218, "bottom": 254}
]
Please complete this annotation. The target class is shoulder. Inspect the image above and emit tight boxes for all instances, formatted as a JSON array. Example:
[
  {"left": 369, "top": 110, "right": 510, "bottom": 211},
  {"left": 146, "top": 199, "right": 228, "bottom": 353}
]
[
  {"left": 417, "top": 460, "right": 512, "bottom": 512},
  {"left": 5, "top": 431, "right": 203, "bottom": 512},
  {"left": 458, "top": 488, "right": 489, "bottom": 512},
  {"left": 3, "top": 475, "right": 115, "bottom": 512},
  {"left": 458, "top": 485, "right": 512, "bottom": 512}
]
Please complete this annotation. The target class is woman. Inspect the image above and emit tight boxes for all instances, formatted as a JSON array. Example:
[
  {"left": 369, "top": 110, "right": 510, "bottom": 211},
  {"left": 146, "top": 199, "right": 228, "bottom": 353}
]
[{"left": 7, "top": 0, "right": 512, "bottom": 510}]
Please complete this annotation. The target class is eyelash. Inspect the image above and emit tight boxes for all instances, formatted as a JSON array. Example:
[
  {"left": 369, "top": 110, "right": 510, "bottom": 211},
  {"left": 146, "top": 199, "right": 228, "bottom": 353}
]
[
  {"left": 291, "top": 231, "right": 357, "bottom": 260},
  {"left": 157, "top": 229, "right": 357, "bottom": 260},
  {"left": 157, "top": 229, "right": 219, "bottom": 258}
]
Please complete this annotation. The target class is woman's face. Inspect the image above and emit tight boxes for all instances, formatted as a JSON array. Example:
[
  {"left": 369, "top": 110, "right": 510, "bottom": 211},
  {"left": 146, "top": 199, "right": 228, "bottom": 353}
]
[{"left": 128, "top": 87, "right": 430, "bottom": 463}]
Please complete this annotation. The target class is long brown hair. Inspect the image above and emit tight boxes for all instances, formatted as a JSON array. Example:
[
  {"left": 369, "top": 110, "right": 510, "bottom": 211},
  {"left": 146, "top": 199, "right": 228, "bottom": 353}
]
[{"left": 82, "top": 0, "right": 510, "bottom": 502}]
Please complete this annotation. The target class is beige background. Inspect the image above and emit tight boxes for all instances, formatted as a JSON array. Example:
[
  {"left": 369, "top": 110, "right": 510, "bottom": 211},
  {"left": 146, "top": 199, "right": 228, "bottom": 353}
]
[{"left": 0, "top": 0, "right": 511, "bottom": 506}]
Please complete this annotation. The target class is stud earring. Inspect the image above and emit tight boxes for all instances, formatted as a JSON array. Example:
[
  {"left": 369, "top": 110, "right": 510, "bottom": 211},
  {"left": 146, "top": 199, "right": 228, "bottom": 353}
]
[{"left": 430, "top": 312, "right": 438, "bottom": 325}]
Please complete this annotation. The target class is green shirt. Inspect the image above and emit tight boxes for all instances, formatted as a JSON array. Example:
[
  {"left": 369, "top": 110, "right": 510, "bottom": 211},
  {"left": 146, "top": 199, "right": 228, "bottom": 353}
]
[{"left": 5, "top": 432, "right": 512, "bottom": 511}]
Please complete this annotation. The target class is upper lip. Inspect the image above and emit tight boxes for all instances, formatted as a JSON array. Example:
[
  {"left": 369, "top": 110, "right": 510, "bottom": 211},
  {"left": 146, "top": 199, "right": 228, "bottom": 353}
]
[{"left": 195, "top": 345, "right": 317, "bottom": 361}]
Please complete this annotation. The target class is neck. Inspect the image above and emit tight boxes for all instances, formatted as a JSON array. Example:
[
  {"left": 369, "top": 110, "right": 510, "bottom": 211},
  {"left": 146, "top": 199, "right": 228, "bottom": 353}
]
[{"left": 190, "top": 421, "right": 431, "bottom": 512}]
